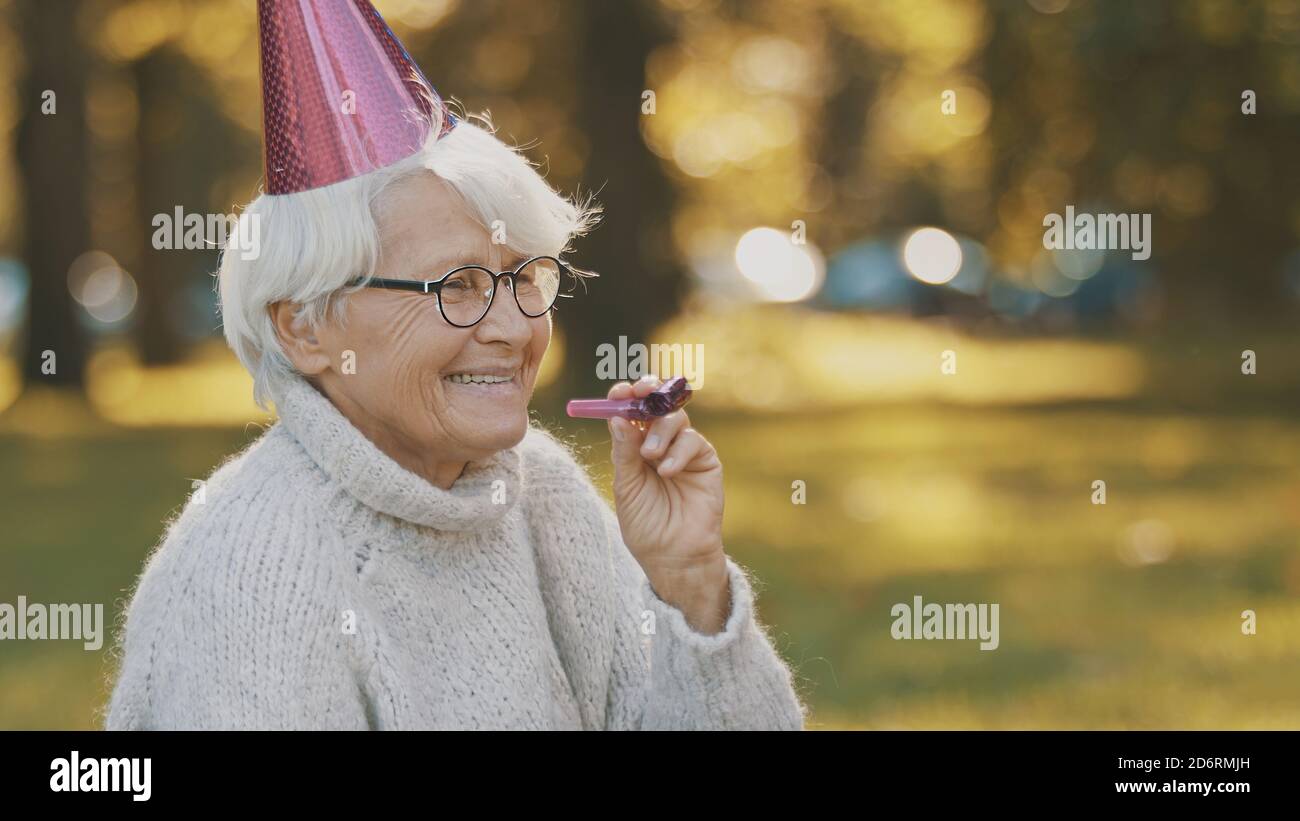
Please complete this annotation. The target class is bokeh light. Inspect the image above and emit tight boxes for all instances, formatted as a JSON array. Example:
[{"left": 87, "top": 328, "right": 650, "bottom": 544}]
[
  {"left": 735, "top": 227, "right": 823, "bottom": 302},
  {"left": 902, "top": 227, "right": 963, "bottom": 285},
  {"left": 67, "top": 251, "right": 137, "bottom": 326},
  {"left": 0, "top": 258, "right": 29, "bottom": 334}
]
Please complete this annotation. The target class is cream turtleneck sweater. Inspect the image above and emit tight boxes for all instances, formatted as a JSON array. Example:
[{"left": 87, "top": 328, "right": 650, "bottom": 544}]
[{"left": 104, "top": 369, "right": 807, "bottom": 730}]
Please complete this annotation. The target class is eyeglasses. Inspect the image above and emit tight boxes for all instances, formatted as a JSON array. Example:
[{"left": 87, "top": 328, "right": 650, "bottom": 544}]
[{"left": 348, "top": 255, "right": 590, "bottom": 328}]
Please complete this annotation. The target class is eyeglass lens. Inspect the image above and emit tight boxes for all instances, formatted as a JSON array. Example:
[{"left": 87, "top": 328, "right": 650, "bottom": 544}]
[{"left": 439, "top": 258, "right": 563, "bottom": 326}]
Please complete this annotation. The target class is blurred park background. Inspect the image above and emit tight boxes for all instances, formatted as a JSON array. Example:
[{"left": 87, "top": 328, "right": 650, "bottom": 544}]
[{"left": 2, "top": 0, "right": 1300, "bottom": 729}]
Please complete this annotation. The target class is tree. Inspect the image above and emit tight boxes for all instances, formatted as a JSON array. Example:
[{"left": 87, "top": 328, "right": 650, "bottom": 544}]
[
  {"left": 130, "top": 47, "right": 233, "bottom": 365},
  {"left": 15, "top": 0, "right": 91, "bottom": 387},
  {"left": 566, "top": 0, "right": 685, "bottom": 395}
]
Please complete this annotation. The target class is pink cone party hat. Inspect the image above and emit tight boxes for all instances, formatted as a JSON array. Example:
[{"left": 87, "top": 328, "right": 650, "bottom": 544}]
[{"left": 257, "top": 0, "right": 457, "bottom": 195}]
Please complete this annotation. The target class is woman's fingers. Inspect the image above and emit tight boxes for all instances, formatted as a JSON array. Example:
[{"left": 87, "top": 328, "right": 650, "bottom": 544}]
[
  {"left": 609, "top": 375, "right": 697, "bottom": 465},
  {"left": 609, "top": 415, "right": 646, "bottom": 470},
  {"left": 656, "top": 426, "right": 712, "bottom": 477},
  {"left": 641, "top": 409, "right": 689, "bottom": 460},
  {"left": 630, "top": 374, "right": 662, "bottom": 397},
  {"left": 606, "top": 375, "right": 661, "bottom": 401},
  {"left": 606, "top": 380, "right": 635, "bottom": 400}
]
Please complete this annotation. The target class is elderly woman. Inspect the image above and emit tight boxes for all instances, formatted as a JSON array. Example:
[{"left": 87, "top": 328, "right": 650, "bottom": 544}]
[{"left": 106, "top": 0, "right": 805, "bottom": 731}]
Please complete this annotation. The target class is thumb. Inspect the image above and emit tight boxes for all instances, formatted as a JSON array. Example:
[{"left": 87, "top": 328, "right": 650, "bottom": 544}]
[{"left": 609, "top": 416, "right": 647, "bottom": 478}]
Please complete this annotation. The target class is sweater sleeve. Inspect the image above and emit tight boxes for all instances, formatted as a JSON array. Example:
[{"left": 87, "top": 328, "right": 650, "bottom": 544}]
[
  {"left": 104, "top": 489, "right": 372, "bottom": 731},
  {"left": 600, "top": 502, "right": 808, "bottom": 730}
]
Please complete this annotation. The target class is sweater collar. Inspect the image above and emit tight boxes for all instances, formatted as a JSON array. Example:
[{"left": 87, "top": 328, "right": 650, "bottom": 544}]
[{"left": 267, "top": 369, "right": 522, "bottom": 532}]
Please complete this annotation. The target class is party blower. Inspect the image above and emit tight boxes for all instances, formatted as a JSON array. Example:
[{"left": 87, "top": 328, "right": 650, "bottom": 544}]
[{"left": 566, "top": 377, "right": 693, "bottom": 422}]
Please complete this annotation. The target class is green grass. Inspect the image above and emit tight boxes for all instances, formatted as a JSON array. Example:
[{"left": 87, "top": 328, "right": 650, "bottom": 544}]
[
  {"left": 2, "top": 400, "right": 1298, "bottom": 729},
  {"left": 580, "top": 401, "right": 1300, "bottom": 728}
]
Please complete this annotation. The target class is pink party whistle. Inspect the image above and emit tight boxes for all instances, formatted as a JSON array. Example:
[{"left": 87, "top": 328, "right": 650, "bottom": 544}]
[{"left": 566, "top": 377, "right": 693, "bottom": 422}]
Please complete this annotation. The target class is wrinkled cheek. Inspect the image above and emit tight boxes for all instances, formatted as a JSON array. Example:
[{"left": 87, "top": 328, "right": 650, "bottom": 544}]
[
  {"left": 383, "top": 344, "right": 436, "bottom": 418},
  {"left": 417, "top": 357, "right": 449, "bottom": 416}
]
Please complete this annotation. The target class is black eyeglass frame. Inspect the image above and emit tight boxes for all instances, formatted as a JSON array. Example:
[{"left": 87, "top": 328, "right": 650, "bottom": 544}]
[{"left": 346, "top": 255, "right": 590, "bottom": 328}]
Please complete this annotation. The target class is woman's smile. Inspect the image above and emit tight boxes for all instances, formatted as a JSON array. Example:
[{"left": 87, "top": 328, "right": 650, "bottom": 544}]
[{"left": 441, "top": 365, "right": 524, "bottom": 397}]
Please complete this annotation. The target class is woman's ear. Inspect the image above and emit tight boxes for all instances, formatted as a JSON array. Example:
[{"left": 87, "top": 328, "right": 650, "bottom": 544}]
[{"left": 269, "top": 301, "right": 332, "bottom": 376}]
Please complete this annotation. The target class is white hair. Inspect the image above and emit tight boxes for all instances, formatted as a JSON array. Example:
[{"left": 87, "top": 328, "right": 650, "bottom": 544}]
[{"left": 218, "top": 116, "right": 600, "bottom": 409}]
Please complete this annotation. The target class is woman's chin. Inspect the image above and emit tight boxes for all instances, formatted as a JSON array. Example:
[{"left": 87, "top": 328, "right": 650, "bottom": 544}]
[
  {"left": 435, "top": 378, "right": 534, "bottom": 450},
  {"left": 444, "top": 409, "right": 529, "bottom": 453}
]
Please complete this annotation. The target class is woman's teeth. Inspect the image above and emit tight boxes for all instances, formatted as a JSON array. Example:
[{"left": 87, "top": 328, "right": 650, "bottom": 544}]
[{"left": 445, "top": 373, "right": 514, "bottom": 384}]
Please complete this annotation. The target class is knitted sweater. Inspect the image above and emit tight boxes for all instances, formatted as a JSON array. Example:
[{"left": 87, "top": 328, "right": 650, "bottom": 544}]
[{"left": 105, "top": 369, "right": 807, "bottom": 730}]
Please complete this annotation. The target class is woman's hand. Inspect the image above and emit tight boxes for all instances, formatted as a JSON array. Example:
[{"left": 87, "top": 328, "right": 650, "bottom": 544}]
[{"left": 607, "top": 375, "right": 731, "bottom": 634}]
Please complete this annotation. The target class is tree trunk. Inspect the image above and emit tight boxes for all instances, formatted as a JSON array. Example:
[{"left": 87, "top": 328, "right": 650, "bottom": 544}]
[
  {"left": 15, "top": 0, "right": 91, "bottom": 387},
  {"left": 131, "top": 48, "right": 188, "bottom": 365},
  {"left": 566, "top": 0, "right": 684, "bottom": 397}
]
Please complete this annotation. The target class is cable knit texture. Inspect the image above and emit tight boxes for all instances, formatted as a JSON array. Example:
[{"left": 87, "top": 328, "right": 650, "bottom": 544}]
[{"left": 105, "top": 369, "right": 807, "bottom": 730}]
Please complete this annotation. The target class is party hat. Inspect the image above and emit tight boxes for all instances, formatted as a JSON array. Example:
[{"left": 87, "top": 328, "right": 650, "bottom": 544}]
[{"left": 257, "top": 0, "right": 457, "bottom": 195}]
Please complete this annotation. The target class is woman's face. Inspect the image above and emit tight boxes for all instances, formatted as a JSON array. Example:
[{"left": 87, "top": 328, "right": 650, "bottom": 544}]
[{"left": 306, "top": 172, "right": 552, "bottom": 471}]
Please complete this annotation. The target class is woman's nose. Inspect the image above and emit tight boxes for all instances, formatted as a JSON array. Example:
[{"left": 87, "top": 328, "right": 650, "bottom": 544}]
[{"left": 474, "top": 278, "right": 532, "bottom": 336}]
